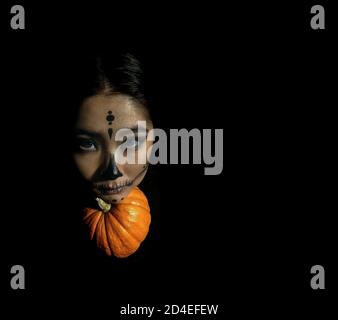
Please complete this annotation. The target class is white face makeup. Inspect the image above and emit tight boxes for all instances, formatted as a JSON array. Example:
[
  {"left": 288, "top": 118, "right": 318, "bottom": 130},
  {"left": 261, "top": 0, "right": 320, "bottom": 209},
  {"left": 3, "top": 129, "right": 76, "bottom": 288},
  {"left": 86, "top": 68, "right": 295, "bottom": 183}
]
[{"left": 73, "top": 93, "right": 153, "bottom": 204}]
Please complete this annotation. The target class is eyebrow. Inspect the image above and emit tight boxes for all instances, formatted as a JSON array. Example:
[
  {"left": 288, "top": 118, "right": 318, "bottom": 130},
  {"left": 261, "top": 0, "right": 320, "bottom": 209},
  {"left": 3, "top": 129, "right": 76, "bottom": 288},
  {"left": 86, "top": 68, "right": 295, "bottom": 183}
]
[
  {"left": 74, "top": 127, "right": 149, "bottom": 137},
  {"left": 74, "top": 129, "right": 103, "bottom": 139}
]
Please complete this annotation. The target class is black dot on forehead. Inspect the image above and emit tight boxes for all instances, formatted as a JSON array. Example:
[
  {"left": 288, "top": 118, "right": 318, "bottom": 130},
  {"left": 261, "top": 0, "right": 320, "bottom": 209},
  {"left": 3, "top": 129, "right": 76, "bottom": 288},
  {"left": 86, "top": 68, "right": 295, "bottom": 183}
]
[{"left": 106, "top": 114, "right": 115, "bottom": 122}]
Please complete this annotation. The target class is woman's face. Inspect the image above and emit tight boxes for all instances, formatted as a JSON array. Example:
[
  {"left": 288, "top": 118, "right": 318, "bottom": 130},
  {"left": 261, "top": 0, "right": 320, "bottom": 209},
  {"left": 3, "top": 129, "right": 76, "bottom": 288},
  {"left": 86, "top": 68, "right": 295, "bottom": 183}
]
[{"left": 73, "top": 93, "right": 153, "bottom": 204}]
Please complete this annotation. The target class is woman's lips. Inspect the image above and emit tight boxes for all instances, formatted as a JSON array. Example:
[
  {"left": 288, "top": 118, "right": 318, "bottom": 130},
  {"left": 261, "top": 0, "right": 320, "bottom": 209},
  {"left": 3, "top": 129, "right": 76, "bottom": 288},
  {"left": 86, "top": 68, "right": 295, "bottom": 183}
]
[{"left": 95, "top": 182, "right": 131, "bottom": 195}]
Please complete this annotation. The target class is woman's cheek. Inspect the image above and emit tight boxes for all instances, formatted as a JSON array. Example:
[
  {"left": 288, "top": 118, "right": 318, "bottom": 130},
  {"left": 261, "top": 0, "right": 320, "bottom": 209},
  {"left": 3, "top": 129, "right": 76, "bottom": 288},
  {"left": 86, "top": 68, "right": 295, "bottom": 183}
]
[
  {"left": 122, "top": 163, "right": 141, "bottom": 177},
  {"left": 125, "top": 142, "right": 152, "bottom": 184},
  {"left": 146, "top": 140, "right": 153, "bottom": 163},
  {"left": 73, "top": 153, "right": 101, "bottom": 181},
  {"left": 123, "top": 163, "right": 147, "bottom": 185},
  {"left": 134, "top": 142, "right": 148, "bottom": 165},
  {"left": 131, "top": 140, "right": 153, "bottom": 166}
]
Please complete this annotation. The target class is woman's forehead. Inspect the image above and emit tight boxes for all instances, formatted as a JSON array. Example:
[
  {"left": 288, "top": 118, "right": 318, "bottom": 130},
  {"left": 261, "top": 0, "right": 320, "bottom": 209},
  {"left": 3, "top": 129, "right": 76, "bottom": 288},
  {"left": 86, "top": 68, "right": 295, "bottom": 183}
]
[{"left": 76, "top": 93, "right": 150, "bottom": 129}]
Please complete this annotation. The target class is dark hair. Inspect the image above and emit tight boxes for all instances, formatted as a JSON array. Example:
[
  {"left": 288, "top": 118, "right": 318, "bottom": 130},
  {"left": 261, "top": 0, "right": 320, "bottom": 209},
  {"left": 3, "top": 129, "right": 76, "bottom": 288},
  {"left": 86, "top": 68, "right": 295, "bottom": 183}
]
[
  {"left": 94, "top": 53, "right": 146, "bottom": 104},
  {"left": 71, "top": 51, "right": 150, "bottom": 111}
]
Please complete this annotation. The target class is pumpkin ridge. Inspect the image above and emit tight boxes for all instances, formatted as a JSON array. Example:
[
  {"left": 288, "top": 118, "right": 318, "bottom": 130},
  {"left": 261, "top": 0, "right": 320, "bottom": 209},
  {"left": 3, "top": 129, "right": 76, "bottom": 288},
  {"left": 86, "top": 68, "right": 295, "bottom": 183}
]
[
  {"left": 112, "top": 207, "right": 143, "bottom": 243},
  {"left": 95, "top": 215, "right": 105, "bottom": 250},
  {"left": 108, "top": 212, "right": 140, "bottom": 248},
  {"left": 116, "top": 205, "right": 151, "bottom": 242},
  {"left": 84, "top": 208, "right": 98, "bottom": 222},
  {"left": 104, "top": 215, "right": 121, "bottom": 255},
  {"left": 106, "top": 212, "right": 137, "bottom": 257},
  {"left": 103, "top": 214, "right": 115, "bottom": 256},
  {"left": 87, "top": 211, "right": 102, "bottom": 240},
  {"left": 101, "top": 215, "right": 111, "bottom": 256}
]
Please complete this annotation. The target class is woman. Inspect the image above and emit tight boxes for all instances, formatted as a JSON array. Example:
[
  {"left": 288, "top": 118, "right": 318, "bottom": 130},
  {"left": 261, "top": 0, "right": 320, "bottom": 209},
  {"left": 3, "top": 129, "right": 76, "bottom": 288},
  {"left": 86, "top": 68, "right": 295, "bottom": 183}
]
[
  {"left": 67, "top": 51, "right": 160, "bottom": 261},
  {"left": 73, "top": 52, "right": 153, "bottom": 203}
]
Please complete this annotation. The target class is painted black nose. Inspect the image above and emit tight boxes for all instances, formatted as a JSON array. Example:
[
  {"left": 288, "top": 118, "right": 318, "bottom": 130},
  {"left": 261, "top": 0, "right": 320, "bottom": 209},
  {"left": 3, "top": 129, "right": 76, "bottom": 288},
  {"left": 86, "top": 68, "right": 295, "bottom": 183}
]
[{"left": 100, "top": 156, "right": 122, "bottom": 181}]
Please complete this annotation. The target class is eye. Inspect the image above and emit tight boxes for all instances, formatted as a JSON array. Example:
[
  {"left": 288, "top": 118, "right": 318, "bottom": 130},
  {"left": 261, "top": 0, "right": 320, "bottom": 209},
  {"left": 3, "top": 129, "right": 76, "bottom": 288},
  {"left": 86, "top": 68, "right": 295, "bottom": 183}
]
[
  {"left": 123, "top": 136, "right": 146, "bottom": 149},
  {"left": 76, "top": 138, "right": 97, "bottom": 152}
]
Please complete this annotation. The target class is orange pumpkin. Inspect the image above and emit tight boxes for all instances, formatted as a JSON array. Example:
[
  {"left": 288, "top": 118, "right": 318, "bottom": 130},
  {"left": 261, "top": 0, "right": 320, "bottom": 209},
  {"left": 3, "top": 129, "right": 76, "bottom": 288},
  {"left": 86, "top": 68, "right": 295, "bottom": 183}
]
[{"left": 83, "top": 187, "right": 151, "bottom": 258}]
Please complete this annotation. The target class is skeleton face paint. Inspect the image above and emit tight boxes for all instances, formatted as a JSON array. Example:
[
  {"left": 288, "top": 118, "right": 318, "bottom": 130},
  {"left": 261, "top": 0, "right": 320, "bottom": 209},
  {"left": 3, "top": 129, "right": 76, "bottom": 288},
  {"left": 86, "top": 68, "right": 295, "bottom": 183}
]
[
  {"left": 106, "top": 111, "right": 114, "bottom": 139},
  {"left": 73, "top": 94, "right": 153, "bottom": 204}
]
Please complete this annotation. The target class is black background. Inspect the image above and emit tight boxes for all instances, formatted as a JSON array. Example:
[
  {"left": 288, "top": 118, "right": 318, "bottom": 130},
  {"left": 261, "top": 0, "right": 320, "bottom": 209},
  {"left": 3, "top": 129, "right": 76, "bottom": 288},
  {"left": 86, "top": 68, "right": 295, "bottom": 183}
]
[{"left": 2, "top": 0, "right": 336, "bottom": 317}]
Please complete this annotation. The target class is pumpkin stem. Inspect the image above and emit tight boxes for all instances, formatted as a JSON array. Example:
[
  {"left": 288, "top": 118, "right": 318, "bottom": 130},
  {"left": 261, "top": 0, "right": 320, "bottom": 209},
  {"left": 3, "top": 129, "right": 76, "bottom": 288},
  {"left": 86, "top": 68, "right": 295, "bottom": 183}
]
[{"left": 96, "top": 197, "right": 111, "bottom": 213}]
